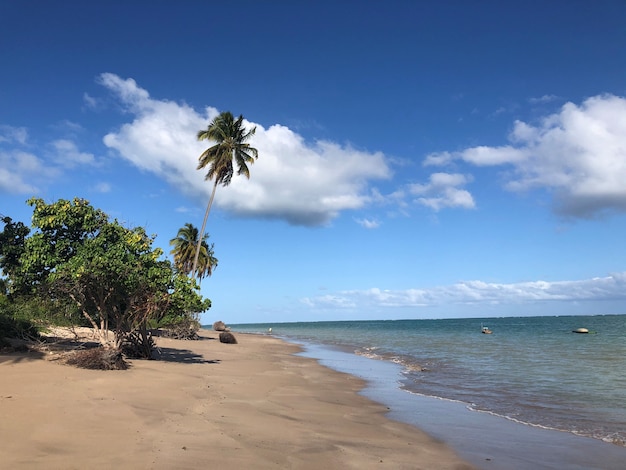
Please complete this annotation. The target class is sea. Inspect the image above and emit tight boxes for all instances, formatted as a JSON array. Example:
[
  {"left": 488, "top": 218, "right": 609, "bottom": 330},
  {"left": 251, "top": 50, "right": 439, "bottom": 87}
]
[{"left": 229, "top": 314, "right": 626, "bottom": 469}]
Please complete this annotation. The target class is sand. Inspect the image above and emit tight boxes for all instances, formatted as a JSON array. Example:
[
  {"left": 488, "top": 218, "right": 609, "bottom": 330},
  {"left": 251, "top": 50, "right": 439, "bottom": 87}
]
[{"left": 0, "top": 329, "right": 473, "bottom": 469}]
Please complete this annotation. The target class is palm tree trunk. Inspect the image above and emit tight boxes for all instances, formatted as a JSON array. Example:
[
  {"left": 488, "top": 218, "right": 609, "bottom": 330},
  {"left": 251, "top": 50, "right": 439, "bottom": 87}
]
[{"left": 191, "top": 180, "right": 218, "bottom": 278}]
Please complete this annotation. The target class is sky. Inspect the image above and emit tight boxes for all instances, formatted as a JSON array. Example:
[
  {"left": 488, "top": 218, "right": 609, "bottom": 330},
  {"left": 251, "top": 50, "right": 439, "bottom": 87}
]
[{"left": 2, "top": 0, "right": 626, "bottom": 324}]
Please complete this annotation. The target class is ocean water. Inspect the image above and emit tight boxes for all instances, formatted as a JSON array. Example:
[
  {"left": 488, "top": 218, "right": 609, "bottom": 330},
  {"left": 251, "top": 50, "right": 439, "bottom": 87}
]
[{"left": 230, "top": 315, "right": 626, "bottom": 448}]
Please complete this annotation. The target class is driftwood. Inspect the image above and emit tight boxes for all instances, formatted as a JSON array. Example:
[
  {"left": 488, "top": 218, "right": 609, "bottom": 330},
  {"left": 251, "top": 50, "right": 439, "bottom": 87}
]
[{"left": 66, "top": 347, "right": 128, "bottom": 370}]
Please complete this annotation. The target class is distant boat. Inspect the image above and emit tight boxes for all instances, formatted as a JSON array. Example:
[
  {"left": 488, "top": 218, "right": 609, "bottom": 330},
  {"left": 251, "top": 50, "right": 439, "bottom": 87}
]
[
  {"left": 481, "top": 324, "right": 493, "bottom": 334},
  {"left": 572, "top": 328, "right": 589, "bottom": 334}
]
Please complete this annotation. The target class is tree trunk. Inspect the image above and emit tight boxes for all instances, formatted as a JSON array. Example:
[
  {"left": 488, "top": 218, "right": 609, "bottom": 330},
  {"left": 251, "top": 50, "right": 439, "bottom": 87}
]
[
  {"left": 191, "top": 180, "right": 218, "bottom": 278},
  {"left": 69, "top": 293, "right": 111, "bottom": 348}
]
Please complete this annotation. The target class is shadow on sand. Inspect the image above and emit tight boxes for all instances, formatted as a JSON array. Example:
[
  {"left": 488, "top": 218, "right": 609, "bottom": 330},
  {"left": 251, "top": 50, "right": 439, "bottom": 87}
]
[
  {"left": 1, "top": 332, "right": 222, "bottom": 366},
  {"left": 0, "top": 349, "right": 47, "bottom": 364},
  {"left": 1, "top": 334, "right": 100, "bottom": 364},
  {"left": 155, "top": 346, "right": 221, "bottom": 364}
]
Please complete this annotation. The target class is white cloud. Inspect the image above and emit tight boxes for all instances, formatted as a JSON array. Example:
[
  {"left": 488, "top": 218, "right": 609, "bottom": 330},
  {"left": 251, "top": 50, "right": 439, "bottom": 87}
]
[
  {"left": 355, "top": 218, "right": 380, "bottom": 229},
  {"left": 0, "top": 150, "right": 49, "bottom": 194},
  {"left": 97, "top": 73, "right": 150, "bottom": 110},
  {"left": 457, "top": 145, "right": 526, "bottom": 166},
  {"left": 0, "top": 169, "right": 37, "bottom": 194},
  {"left": 93, "top": 182, "right": 111, "bottom": 193},
  {"left": 83, "top": 93, "right": 100, "bottom": 110},
  {"left": 529, "top": 94, "right": 559, "bottom": 104},
  {"left": 426, "top": 94, "right": 626, "bottom": 218},
  {"left": 423, "top": 151, "right": 453, "bottom": 166},
  {"left": 492, "top": 106, "right": 508, "bottom": 116},
  {"left": 52, "top": 120, "right": 85, "bottom": 134},
  {"left": 52, "top": 139, "right": 96, "bottom": 167},
  {"left": 0, "top": 125, "right": 28, "bottom": 145},
  {"left": 301, "top": 273, "right": 626, "bottom": 309},
  {"left": 301, "top": 294, "right": 357, "bottom": 309},
  {"left": 408, "top": 172, "right": 475, "bottom": 211},
  {"left": 0, "top": 125, "right": 94, "bottom": 195},
  {"left": 99, "top": 73, "right": 392, "bottom": 226}
]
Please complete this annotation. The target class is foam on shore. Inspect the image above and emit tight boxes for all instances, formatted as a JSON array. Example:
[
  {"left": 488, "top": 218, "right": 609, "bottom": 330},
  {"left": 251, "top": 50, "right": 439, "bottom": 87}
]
[{"left": 296, "top": 340, "right": 626, "bottom": 470}]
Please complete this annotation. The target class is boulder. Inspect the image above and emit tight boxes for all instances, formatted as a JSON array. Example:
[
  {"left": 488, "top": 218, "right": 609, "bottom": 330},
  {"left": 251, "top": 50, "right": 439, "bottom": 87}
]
[
  {"left": 219, "top": 332, "right": 238, "bottom": 344},
  {"left": 213, "top": 321, "right": 227, "bottom": 331}
]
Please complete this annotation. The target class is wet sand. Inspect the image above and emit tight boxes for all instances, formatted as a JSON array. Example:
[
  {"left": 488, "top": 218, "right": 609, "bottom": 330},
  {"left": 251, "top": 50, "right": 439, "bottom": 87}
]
[{"left": 300, "top": 342, "right": 626, "bottom": 470}]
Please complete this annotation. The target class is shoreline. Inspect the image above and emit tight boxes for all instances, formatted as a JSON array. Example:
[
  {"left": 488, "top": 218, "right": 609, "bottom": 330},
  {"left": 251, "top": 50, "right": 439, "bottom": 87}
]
[
  {"left": 293, "top": 339, "right": 626, "bottom": 470},
  {"left": 0, "top": 329, "right": 472, "bottom": 469}
]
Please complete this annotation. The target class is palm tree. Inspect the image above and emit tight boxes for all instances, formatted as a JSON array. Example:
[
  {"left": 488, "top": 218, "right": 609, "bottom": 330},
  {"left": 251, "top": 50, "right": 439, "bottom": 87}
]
[
  {"left": 170, "top": 223, "right": 217, "bottom": 281},
  {"left": 192, "top": 111, "right": 258, "bottom": 276},
  {"left": 198, "top": 241, "right": 218, "bottom": 283}
]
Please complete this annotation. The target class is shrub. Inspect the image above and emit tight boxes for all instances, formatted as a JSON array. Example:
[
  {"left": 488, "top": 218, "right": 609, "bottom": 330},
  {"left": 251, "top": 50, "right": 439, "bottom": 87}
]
[
  {"left": 159, "top": 316, "right": 200, "bottom": 340},
  {"left": 0, "top": 307, "right": 40, "bottom": 341}
]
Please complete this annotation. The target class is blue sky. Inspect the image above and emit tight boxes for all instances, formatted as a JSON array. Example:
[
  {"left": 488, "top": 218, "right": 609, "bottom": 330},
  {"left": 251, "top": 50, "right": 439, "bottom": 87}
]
[{"left": 2, "top": 1, "right": 626, "bottom": 324}]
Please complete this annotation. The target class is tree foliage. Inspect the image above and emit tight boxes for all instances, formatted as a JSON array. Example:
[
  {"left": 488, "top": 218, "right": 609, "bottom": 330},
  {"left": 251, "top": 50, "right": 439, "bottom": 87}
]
[
  {"left": 0, "top": 216, "right": 30, "bottom": 295},
  {"left": 197, "top": 112, "right": 258, "bottom": 186},
  {"left": 170, "top": 223, "right": 218, "bottom": 281},
  {"left": 0, "top": 198, "right": 211, "bottom": 354}
]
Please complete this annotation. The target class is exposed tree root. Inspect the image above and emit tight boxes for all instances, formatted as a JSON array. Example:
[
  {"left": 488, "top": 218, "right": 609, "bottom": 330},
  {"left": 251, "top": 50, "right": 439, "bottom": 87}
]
[{"left": 66, "top": 347, "right": 128, "bottom": 370}]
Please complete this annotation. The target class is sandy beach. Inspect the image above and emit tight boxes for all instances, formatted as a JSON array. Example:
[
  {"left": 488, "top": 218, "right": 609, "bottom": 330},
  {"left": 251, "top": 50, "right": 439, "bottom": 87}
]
[{"left": 0, "top": 329, "right": 473, "bottom": 469}]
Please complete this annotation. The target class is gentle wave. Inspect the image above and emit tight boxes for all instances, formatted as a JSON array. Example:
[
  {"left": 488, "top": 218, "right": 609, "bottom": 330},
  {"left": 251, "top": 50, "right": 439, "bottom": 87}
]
[
  {"left": 350, "top": 332, "right": 626, "bottom": 447},
  {"left": 231, "top": 314, "right": 626, "bottom": 448},
  {"left": 355, "top": 348, "right": 426, "bottom": 372}
]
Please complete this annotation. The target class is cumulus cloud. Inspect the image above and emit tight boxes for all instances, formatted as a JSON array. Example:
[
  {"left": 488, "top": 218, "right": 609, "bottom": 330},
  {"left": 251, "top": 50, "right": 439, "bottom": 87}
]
[
  {"left": 97, "top": 73, "right": 150, "bottom": 110},
  {"left": 408, "top": 172, "right": 475, "bottom": 211},
  {"left": 426, "top": 94, "right": 626, "bottom": 218},
  {"left": 98, "top": 73, "right": 392, "bottom": 226},
  {"left": 301, "top": 273, "right": 626, "bottom": 309}
]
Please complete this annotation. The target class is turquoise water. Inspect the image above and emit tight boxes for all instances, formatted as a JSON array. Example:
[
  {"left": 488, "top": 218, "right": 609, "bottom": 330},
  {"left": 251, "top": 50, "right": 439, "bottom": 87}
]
[{"left": 230, "top": 315, "right": 626, "bottom": 447}]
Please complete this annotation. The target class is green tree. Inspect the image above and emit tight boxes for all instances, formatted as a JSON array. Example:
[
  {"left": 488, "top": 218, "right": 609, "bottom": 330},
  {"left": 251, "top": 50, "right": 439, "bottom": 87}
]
[
  {"left": 0, "top": 216, "right": 31, "bottom": 295},
  {"left": 169, "top": 223, "right": 218, "bottom": 281},
  {"left": 157, "top": 273, "right": 211, "bottom": 333},
  {"left": 193, "top": 111, "right": 258, "bottom": 276},
  {"left": 18, "top": 198, "right": 110, "bottom": 295},
  {"left": 18, "top": 198, "right": 210, "bottom": 350}
]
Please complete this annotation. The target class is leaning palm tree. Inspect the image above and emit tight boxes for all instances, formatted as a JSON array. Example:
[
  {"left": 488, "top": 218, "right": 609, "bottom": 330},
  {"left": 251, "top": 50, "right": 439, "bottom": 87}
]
[
  {"left": 170, "top": 223, "right": 218, "bottom": 281},
  {"left": 192, "top": 112, "right": 258, "bottom": 276}
]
